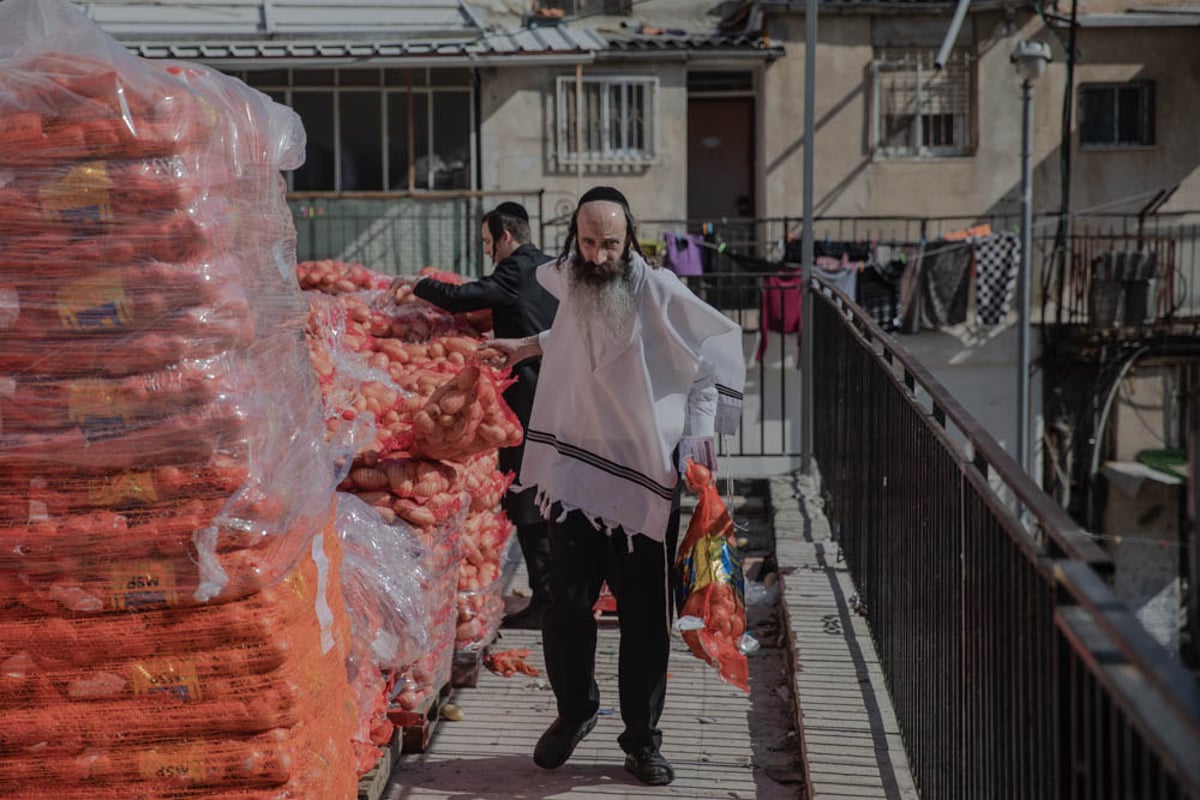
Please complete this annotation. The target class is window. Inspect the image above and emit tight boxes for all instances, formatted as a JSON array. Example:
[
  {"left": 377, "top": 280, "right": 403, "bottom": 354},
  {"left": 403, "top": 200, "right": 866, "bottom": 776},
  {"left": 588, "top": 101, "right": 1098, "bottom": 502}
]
[
  {"left": 233, "top": 68, "right": 473, "bottom": 191},
  {"left": 872, "top": 48, "right": 973, "bottom": 158},
  {"left": 556, "top": 75, "right": 658, "bottom": 166},
  {"left": 1079, "top": 83, "right": 1155, "bottom": 147}
]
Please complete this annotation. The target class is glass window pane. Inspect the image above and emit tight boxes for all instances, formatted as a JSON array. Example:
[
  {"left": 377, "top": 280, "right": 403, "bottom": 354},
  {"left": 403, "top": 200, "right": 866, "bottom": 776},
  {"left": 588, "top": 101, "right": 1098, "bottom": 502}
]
[
  {"left": 387, "top": 91, "right": 410, "bottom": 190},
  {"left": 608, "top": 84, "right": 621, "bottom": 152},
  {"left": 429, "top": 68, "right": 472, "bottom": 86},
  {"left": 247, "top": 69, "right": 288, "bottom": 88},
  {"left": 386, "top": 91, "right": 430, "bottom": 189},
  {"left": 339, "top": 69, "right": 382, "bottom": 87},
  {"left": 1080, "top": 88, "right": 1114, "bottom": 145},
  {"left": 432, "top": 91, "right": 471, "bottom": 190},
  {"left": 385, "top": 68, "right": 424, "bottom": 87},
  {"left": 1117, "top": 86, "right": 1143, "bottom": 144},
  {"left": 339, "top": 93, "right": 383, "bottom": 190},
  {"left": 294, "top": 68, "right": 335, "bottom": 87},
  {"left": 563, "top": 82, "right": 577, "bottom": 155},
  {"left": 414, "top": 93, "right": 430, "bottom": 189},
  {"left": 290, "top": 92, "right": 335, "bottom": 191}
]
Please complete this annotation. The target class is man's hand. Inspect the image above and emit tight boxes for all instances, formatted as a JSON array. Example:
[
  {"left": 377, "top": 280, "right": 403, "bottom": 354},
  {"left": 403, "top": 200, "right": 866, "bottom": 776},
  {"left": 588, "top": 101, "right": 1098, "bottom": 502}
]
[
  {"left": 477, "top": 335, "right": 542, "bottom": 369},
  {"left": 387, "top": 274, "right": 422, "bottom": 301},
  {"left": 679, "top": 435, "right": 717, "bottom": 478}
]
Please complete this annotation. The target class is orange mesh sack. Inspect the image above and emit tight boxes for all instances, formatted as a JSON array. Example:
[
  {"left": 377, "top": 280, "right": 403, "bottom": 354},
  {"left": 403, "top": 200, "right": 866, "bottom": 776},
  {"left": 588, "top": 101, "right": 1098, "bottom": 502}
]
[
  {"left": 673, "top": 459, "right": 751, "bottom": 692},
  {"left": 0, "top": 0, "right": 340, "bottom": 605},
  {"left": 0, "top": 2, "right": 361, "bottom": 796}
]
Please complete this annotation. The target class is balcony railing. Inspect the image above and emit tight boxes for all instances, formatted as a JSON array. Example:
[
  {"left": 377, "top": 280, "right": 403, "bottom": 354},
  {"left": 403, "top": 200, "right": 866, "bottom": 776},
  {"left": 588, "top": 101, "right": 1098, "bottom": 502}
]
[{"left": 811, "top": 277, "right": 1200, "bottom": 799}]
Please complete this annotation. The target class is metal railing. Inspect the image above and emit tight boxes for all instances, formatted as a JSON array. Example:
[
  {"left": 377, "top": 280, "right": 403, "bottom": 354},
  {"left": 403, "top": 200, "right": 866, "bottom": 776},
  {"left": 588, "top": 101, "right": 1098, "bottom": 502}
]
[
  {"left": 541, "top": 212, "right": 1200, "bottom": 325},
  {"left": 287, "top": 202, "right": 1200, "bottom": 322},
  {"left": 693, "top": 272, "right": 802, "bottom": 461},
  {"left": 811, "top": 278, "right": 1200, "bottom": 800},
  {"left": 1045, "top": 214, "right": 1200, "bottom": 329},
  {"left": 287, "top": 190, "right": 546, "bottom": 277}
]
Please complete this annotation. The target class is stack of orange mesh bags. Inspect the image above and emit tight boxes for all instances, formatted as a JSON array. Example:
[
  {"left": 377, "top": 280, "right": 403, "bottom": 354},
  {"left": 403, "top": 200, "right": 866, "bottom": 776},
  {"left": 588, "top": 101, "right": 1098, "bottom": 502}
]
[
  {"left": 301, "top": 262, "right": 523, "bottom": 714},
  {"left": 0, "top": 0, "right": 358, "bottom": 796}
]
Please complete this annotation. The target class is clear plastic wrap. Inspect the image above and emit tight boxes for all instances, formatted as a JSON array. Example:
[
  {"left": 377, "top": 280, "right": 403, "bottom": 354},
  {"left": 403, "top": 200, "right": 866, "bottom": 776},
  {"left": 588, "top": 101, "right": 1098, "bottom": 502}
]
[
  {"left": 0, "top": 1, "right": 358, "bottom": 795},
  {"left": 337, "top": 492, "right": 430, "bottom": 671}
]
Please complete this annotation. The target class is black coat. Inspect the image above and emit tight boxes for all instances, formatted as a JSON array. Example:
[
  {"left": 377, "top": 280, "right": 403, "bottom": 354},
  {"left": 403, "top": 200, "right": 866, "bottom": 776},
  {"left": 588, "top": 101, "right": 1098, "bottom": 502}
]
[{"left": 412, "top": 243, "right": 558, "bottom": 524}]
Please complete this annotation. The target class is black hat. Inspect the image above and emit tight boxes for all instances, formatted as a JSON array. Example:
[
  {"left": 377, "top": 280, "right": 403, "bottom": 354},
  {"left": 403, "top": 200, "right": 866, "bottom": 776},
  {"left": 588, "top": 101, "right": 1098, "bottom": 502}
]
[
  {"left": 578, "top": 185, "right": 629, "bottom": 209},
  {"left": 491, "top": 201, "right": 530, "bottom": 222}
]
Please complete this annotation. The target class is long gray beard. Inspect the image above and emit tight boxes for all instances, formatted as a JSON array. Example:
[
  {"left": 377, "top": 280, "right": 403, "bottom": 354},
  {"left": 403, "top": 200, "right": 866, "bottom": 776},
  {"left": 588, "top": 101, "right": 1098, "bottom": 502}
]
[{"left": 567, "top": 258, "right": 636, "bottom": 354}]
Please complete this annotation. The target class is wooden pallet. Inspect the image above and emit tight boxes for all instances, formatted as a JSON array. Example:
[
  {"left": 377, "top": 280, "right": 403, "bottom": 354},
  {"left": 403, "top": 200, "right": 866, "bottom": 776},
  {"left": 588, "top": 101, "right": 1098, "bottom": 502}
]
[
  {"left": 450, "top": 633, "right": 497, "bottom": 689},
  {"left": 357, "top": 729, "right": 400, "bottom": 800},
  {"left": 387, "top": 682, "right": 452, "bottom": 754}
]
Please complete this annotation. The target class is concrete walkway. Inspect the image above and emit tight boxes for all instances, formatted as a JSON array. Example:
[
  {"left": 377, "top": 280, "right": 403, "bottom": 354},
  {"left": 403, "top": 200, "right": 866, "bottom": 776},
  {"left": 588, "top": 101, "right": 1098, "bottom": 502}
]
[
  {"left": 383, "top": 473, "right": 917, "bottom": 800},
  {"left": 772, "top": 473, "right": 918, "bottom": 800}
]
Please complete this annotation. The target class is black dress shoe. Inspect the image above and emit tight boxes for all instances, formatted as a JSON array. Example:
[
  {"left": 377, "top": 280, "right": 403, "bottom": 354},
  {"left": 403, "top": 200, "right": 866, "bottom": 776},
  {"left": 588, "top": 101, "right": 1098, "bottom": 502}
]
[
  {"left": 501, "top": 601, "right": 545, "bottom": 630},
  {"left": 624, "top": 747, "right": 675, "bottom": 785},
  {"left": 532, "top": 714, "right": 597, "bottom": 769}
]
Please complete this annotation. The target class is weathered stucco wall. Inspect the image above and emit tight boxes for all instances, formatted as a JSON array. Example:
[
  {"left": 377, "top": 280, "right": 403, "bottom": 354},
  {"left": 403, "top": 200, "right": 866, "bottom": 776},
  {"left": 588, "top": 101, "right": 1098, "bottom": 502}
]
[
  {"left": 478, "top": 61, "right": 688, "bottom": 252},
  {"left": 757, "top": 10, "right": 1199, "bottom": 222}
]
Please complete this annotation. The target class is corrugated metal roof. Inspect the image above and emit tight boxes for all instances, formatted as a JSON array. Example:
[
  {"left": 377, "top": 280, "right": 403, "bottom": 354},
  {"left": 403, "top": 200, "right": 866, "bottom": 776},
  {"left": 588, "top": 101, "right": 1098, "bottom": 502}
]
[
  {"left": 603, "top": 32, "right": 783, "bottom": 55},
  {"left": 72, "top": 0, "right": 479, "bottom": 38},
  {"left": 123, "top": 22, "right": 779, "bottom": 65}
]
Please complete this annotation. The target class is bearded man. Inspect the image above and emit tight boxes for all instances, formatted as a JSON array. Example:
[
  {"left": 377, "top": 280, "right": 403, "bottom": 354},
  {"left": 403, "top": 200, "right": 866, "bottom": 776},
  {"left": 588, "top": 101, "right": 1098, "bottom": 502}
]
[{"left": 483, "top": 186, "right": 745, "bottom": 786}]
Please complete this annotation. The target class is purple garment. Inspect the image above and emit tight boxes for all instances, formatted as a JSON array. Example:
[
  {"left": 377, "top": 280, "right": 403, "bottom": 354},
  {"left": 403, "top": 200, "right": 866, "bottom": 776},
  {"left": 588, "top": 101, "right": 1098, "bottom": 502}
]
[{"left": 663, "top": 232, "right": 705, "bottom": 276}]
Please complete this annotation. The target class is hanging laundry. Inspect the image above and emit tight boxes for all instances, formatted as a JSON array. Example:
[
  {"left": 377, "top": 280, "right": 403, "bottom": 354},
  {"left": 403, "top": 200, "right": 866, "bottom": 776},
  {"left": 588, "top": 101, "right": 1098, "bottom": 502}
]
[
  {"left": 662, "top": 232, "right": 706, "bottom": 277},
  {"left": 898, "top": 240, "right": 972, "bottom": 332},
  {"left": 726, "top": 250, "right": 786, "bottom": 274},
  {"left": 974, "top": 232, "right": 1021, "bottom": 325},
  {"left": 856, "top": 247, "right": 907, "bottom": 330},
  {"left": 756, "top": 273, "right": 804, "bottom": 363},
  {"left": 943, "top": 223, "right": 992, "bottom": 242},
  {"left": 815, "top": 258, "right": 856, "bottom": 299}
]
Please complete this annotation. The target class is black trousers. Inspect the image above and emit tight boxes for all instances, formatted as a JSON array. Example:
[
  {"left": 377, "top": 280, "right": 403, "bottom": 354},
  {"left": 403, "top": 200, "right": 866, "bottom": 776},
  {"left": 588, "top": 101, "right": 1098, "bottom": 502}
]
[
  {"left": 515, "top": 520, "right": 552, "bottom": 604},
  {"left": 542, "top": 503, "right": 681, "bottom": 754}
]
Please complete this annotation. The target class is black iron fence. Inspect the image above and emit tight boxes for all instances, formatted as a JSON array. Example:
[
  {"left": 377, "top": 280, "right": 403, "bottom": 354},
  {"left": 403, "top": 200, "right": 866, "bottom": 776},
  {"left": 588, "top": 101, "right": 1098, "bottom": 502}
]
[
  {"left": 541, "top": 212, "right": 1200, "bottom": 326},
  {"left": 811, "top": 279, "right": 1200, "bottom": 800},
  {"left": 287, "top": 201, "right": 1200, "bottom": 324}
]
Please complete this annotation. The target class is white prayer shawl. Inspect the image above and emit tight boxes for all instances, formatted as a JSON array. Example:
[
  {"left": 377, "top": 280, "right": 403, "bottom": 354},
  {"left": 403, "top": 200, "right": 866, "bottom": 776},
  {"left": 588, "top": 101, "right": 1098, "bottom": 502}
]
[{"left": 519, "top": 253, "right": 745, "bottom": 542}]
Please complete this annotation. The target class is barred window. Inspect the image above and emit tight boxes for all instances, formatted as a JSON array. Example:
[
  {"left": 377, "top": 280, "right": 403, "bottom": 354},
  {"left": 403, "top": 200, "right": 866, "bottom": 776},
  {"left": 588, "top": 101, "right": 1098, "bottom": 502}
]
[
  {"left": 556, "top": 76, "right": 658, "bottom": 166},
  {"left": 872, "top": 48, "right": 973, "bottom": 158},
  {"left": 1080, "top": 82, "right": 1155, "bottom": 147}
]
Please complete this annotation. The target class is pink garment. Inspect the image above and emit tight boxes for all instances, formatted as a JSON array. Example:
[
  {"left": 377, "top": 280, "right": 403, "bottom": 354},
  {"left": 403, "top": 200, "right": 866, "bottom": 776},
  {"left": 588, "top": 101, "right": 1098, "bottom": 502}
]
[{"left": 756, "top": 274, "right": 804, "bottom": 363}]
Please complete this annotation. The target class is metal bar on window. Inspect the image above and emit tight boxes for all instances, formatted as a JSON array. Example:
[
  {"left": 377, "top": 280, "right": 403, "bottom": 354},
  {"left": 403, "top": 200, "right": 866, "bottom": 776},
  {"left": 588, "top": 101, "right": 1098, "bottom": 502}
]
[
  {"left": 600, "top": 81, "right": 611, "bottom": 158},
  {"left": 381, "top": 89, "right": 389, "bottom": 191},
  {"left": 427, "top": 91, "right": 434, "bottom": 190},
  {"left": 333, "top": 90, "right": 342, "bottom": 192},
  {"left": 407, "top": 71, "right": 415, "bottom": 192},
  {"left": 575, "top": 65, "right": 583, "bottom": 192},
  {"left": 469, "top": 80, "right": 477, "bottom": 191},
  {"left": 915, "top": 57, "right": 923, "bottom": 154}
]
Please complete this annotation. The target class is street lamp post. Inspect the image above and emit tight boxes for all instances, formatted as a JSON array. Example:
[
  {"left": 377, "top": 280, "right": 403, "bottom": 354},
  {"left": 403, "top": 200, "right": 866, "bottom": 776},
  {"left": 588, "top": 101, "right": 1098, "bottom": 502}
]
[{"left": 1010, "top": 40, "right": 1051, "bottom": 476}]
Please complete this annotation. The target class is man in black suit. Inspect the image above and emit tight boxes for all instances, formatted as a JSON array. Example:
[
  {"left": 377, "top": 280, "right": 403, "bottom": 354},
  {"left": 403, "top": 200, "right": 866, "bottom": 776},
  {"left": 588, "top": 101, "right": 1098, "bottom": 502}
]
[{"left": 401, "top": 202, "right": 558, "bottom": 628}]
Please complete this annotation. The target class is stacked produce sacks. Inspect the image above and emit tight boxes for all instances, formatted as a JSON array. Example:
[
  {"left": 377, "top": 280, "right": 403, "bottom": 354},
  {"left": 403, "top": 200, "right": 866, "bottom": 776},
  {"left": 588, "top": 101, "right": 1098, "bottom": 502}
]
[
  {"left": 0, "top": 0, "right": 358, "bottom": 796},
  {"left": 301, "top": 260, "right": 523, "bottom": 715},
  {"left": 335, "top": 492, "right": 430, "bottom": 774}
]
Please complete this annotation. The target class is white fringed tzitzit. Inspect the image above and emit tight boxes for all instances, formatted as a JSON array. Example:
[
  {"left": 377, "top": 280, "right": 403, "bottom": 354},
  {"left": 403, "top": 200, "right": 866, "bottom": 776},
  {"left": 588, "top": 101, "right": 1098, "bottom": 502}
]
[{"left": 533, "top": 487, "right": 643, "bottom": 552}]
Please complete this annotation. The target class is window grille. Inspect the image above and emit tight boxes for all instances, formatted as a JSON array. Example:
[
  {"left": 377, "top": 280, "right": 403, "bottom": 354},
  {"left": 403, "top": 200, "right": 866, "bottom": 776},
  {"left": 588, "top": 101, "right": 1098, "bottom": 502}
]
[
  {"left": 556, "top": 75, "right": 658, "bottom": 166},
  {"left": 872, "top": 47, "right": 973, "bottom": 158}
]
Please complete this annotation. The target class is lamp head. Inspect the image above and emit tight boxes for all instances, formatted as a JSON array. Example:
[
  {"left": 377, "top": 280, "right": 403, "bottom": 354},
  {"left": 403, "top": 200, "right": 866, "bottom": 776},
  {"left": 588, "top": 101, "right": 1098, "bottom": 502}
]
[{"left": 1010, "top": 39, "right": 1052, "bottom": 83}]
